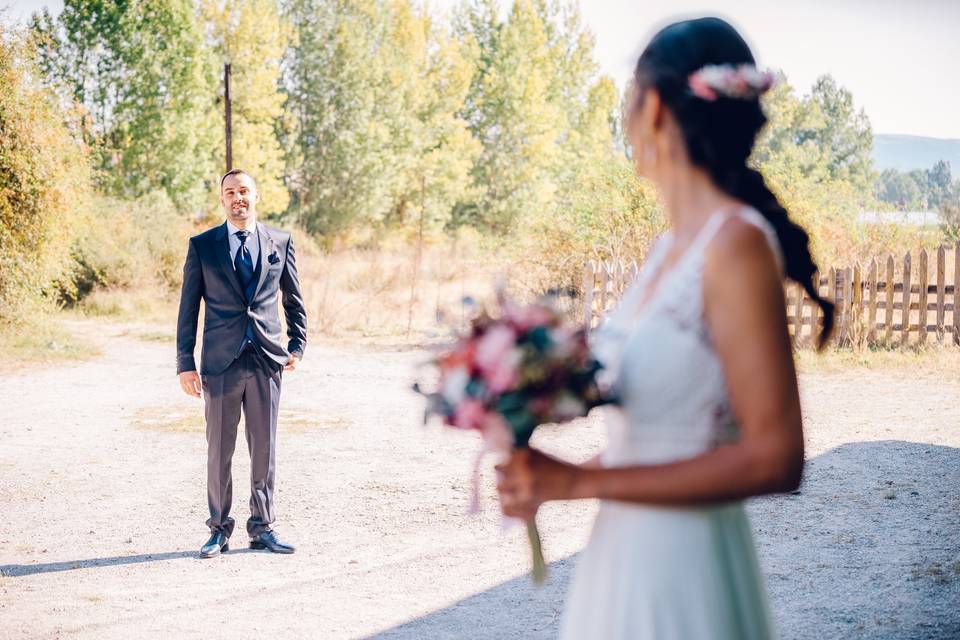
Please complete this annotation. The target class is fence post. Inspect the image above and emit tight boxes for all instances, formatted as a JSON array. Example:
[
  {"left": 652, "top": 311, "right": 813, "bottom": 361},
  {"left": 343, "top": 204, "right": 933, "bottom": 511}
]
[
  {"left": 792, "top": 282, "right": 805, "bottom": 347},
  {"left": 599, "top": 261, "right": 612, "bottom": 318},
  {"left": 852, "top": 263, "right": 862, "bottom": 346},
  {"left": 901, "top": 251, "right": 912, "bottom": 348},
  {"left": 812, "top": 270, "right": 821, "bottom": 341},
  {"left": 582, "top": 260, "right": 596, "bottom": 328},
  {"left": 936, "top": 245, "right": 946, "bottom": 344},
  {"left": 844, "top": 266, "right": 854, "bottom": 345},
  {"left": 954, "top": 244, "right": 960, "bottom": 346},
  {"left": 918, "top": 249, "right": 928, "bottom": 345},
  {"left": 885, "top": 255, "right": 895, "bottom": 344},
  {"left": 867, "top": 258, "right": 878, "bottom": 344},
  {"left": 828, "top": 267, "right": 838, "bottom": 346}
]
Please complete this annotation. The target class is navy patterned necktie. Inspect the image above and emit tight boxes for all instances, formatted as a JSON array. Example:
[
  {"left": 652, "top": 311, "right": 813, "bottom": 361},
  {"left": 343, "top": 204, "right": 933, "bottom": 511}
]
[{"left": 234, "top": 230, "right": 255, "bottom": 289}]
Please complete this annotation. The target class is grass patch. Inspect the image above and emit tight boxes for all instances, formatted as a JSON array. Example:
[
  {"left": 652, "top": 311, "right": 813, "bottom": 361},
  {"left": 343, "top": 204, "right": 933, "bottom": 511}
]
[
  {"left": 133, "top": 406, "right": 205, "bottom": 433},
  {"left": 282, "top": 410, "right": 352, "bottom": 433},
  {"left": 133, "top": 405, "right": 351, "bottom": 434},
  {"left": 795, "top": 344, "right": 960, "bottom": 379},
  {"left": 77, "top": 286, "right": 179, "bottom": 325},
  {"left": 0, "top": 317, "right": 100, "bottom": 366},
  {"left": 133, "top": 330, "right": 175, "bottom": 343}
]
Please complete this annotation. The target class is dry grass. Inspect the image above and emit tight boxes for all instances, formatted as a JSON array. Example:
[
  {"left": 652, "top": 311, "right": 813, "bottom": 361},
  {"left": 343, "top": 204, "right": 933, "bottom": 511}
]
[
  {"left": 795, "top": 342, "right": 960, "bottom": 379},
  {"left": 0, "top": 317, "right": 100, "bottom": 367},
  {"left": 296, "top": 231, "right": 538, "bottom": 343},
  {"left": 77, "top": 286, "right": 180, "bottom": 326},
  {"left": 132, "top": 405, "right": 353, "bottom": 434}
]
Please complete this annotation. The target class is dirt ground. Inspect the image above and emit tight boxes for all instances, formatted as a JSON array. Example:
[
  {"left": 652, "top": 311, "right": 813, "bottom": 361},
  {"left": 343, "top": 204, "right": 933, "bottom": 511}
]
[{"left": 1, "top": 318, "right": 958, "bottom": 639}]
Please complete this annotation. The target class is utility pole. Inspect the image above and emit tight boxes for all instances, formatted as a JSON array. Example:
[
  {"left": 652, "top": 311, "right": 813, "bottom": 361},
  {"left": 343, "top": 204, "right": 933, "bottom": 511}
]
[{"left": 224, "top": 63, "right": 233, "bottom": 172}]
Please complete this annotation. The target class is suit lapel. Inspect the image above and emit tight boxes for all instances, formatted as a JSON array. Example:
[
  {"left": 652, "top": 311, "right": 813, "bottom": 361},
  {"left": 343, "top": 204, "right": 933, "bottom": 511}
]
[
  {"left": 251, "top": 224, "right": 274, "bottom": 301},
  {"left": 214, "top": 222, "right": 247, "bottom": 302}
]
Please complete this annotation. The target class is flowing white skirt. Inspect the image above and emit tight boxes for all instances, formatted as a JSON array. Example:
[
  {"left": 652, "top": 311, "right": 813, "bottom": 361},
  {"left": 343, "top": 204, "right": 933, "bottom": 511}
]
[{"left": 560, "top": 500, "right": 775, "bottom": 639}]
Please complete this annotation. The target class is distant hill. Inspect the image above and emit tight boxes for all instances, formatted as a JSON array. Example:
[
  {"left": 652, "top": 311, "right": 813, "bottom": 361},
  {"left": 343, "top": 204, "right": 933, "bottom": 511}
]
[{"left": 873, "top": 134, "right": 960, "bottom": 172}]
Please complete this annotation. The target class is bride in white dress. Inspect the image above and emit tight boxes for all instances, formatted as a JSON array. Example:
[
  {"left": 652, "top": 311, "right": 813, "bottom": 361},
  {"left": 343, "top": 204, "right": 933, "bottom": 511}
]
[{"left": 496, "top": 17, "right": 836, "bottom": 640}]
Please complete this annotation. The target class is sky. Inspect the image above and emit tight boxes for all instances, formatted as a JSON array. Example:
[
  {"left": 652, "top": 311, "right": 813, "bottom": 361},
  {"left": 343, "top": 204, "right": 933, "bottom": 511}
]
[{"left": 4, "top": 0, "right": 959, "bottom": 139}]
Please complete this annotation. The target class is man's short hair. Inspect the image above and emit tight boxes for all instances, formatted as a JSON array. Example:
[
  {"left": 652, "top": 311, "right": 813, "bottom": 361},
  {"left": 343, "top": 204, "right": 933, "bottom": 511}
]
[{"left": 220, "top": 168, "right": 255, "bottom": 189}]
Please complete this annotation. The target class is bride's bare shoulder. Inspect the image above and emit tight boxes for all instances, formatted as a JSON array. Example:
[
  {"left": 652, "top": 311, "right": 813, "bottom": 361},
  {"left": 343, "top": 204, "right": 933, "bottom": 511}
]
[{"left": 704, "top": 213, "right": 780, "bottom": 279}]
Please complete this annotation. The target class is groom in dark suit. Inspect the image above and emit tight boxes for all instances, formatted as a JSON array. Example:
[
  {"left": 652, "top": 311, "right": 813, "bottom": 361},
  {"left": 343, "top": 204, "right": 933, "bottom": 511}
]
[{"left": 176, "top": 169, "right": 307, "bottom": 558}]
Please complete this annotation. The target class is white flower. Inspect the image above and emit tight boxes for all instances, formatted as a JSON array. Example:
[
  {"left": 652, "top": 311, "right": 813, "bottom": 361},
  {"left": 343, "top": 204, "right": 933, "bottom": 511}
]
[{"left": 441, "top": 367, "right": 470, "bottom": 406}]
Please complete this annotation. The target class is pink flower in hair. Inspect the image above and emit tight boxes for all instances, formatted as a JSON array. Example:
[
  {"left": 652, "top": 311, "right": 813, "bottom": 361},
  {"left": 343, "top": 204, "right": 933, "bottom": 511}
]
[
  {"left": 688, "top": 73, "right": 718, "bottom": 101},
  {"left": 688, "top": 64, "right": 774, "bottom": 101}
]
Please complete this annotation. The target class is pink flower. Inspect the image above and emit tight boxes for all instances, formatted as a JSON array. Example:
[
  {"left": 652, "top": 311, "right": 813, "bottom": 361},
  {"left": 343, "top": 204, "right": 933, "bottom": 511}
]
[
  {"left": 475, "top": 324, "right": 517, "bottom": 372},
  {"left": 483, "top": 348, "right": 522, "bottom": 394},
  {"left": 453, "top": 398, "right": 488, "bottom": 431},
  {"left": 688, "top": 64, "right": 775, "bottom": 102},
  {"left": 688, "top": 73, "right": 717, "bottom": 101}
]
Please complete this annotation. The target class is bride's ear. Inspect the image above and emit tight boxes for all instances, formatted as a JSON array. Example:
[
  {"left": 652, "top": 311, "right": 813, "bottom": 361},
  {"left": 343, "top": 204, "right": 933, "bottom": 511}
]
[{"left": 641, "top": 88, "right": 665, "bottom": 135}]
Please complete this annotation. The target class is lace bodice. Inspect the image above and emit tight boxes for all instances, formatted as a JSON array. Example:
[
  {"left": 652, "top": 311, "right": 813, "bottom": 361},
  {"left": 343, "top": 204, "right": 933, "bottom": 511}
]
[{"left": 593, "top": 207, "right": 783, "bottom": 466}]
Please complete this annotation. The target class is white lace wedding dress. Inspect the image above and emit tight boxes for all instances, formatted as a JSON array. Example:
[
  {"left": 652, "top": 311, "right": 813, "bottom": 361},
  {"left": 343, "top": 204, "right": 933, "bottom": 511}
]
[{"left": 560, "top": 207, "right": 781, "bottom": 639}]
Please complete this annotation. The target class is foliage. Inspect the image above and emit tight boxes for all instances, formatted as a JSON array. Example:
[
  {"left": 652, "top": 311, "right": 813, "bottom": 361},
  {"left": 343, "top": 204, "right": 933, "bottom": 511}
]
[
  {"left": 63, "top": 192, "right": 191, "bottom": 306},
  {"left": 202, "top": 0, "right": 292, "bottom": 216},
  {"left": 285, "top": 0, "right": 478, "bottom": 240},
  {"left": 0, "top": 27, "right": 92, "bottom": 323},
  {"left": 9, "top": 0, "right": 954, "bottom": 329},
  {"left": 31, "top": 0, "right": 219, "bottom": 213},
  {"left": 876, "top": 160, "right": 957, "bottom": 212}
]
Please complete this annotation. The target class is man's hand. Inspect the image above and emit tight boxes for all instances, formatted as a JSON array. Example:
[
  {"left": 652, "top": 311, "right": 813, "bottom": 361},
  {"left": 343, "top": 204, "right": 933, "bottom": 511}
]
[
  {"left": 179, "top": 371, "right": 202, "bottom": 398},
  {"left": 284, "top": 355, "right": 300, "bottom": 372}
]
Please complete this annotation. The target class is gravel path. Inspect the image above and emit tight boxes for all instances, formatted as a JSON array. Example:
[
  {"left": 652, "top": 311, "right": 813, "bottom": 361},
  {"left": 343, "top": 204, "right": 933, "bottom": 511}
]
[{"left": 1, "top": 319, "right": 957, "bottom": 639}]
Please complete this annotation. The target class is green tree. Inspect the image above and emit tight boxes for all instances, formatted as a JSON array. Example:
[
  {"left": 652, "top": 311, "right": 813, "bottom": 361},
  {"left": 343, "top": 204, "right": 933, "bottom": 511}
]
[
  {"left": 454, "top": 0, "right": 562, "bottom": 232},
  {"left": 32, "top": 0, "right": 218, "bottom": 212},
  {"left": 926, "top": 159, "right": 952, "bottom": 210},
  {"left": 753, "top": 74, "right": 870, "bottom": 263},
  {"left": 285, "top": 0, "right": 478, "bottom": 240},
  {"left": 285, "top": 0, "right": 395, "bottom": 236},
  {"left": 803, "top": 75, "right": 875, "bottom": 190},
  {"left": 379, "top": 1, "right": 479, "bottom": 233},
  {"left": 202, "top": 0, "right": 291, "bottom": 216},
  {"left": 876, "top": 167, "right": 925, "bottom": 210}
]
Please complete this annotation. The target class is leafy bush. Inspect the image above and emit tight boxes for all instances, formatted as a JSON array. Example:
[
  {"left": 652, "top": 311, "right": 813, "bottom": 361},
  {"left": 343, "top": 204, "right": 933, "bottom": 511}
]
[
  {"left": 0, "top": 28, "right": 91, "bottom": 323},
  {"left": 61, "top": 192, "right": 192, "bottom": 305}
]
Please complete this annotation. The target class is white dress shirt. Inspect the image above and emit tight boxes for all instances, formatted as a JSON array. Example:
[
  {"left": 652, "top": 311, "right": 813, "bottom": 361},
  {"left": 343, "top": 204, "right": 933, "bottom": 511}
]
[{"left": 226, "top": 219, "right": 260, "bottom": 269}]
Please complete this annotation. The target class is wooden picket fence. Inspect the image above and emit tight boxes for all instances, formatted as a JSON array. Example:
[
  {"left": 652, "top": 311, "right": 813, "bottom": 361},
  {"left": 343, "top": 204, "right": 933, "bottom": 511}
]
[{"left": 581, "top": 244, "right": 960, "bottom": 348}]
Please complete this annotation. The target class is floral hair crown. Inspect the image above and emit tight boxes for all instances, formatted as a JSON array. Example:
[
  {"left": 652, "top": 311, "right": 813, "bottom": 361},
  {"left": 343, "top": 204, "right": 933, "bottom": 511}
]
[{"left": 688, "top": 64, "right": 775, "bottom": 102}]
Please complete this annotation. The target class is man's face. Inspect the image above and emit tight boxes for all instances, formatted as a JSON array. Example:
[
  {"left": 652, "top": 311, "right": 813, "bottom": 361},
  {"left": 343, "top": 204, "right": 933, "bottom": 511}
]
[{"left": 220, "top": 173, "right": 257, "bottom": 226}]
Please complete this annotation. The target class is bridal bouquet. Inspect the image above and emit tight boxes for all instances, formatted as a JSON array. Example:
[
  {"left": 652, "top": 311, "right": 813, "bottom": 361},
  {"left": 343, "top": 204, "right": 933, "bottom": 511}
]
[{"left": 414, "top": 292, "right": 612, "bottom": 583}]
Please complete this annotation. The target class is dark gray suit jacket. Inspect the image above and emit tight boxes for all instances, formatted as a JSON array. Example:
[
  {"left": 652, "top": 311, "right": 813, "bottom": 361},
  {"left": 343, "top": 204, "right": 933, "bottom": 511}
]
[{"left": 176, "top": 222, "right": 307, "bottom": 376}]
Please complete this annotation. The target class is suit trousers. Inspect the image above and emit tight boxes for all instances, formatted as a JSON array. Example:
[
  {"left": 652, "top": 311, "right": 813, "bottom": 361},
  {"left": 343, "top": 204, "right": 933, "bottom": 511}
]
[{"left": 202, "top": 344, "right": 282, "bottom": 538}]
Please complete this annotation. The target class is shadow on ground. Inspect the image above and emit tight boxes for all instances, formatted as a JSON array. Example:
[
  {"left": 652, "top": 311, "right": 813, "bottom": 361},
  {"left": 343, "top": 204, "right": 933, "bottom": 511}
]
[
  {"left": 1, "top": 548, "right": 257, "bottom": 577},
  {"left": 366, "top": 440, "right": 960, "bottom": 640}
]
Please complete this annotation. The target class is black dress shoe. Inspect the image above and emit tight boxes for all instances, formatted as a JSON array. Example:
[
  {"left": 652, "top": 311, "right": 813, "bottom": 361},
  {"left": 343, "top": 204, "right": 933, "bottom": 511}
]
[
  {"left": 200, "top": 531, "right": 229, "bottom": 559},
  {"left": 249, "top": 530, "right": 295, "bottom": 554}
]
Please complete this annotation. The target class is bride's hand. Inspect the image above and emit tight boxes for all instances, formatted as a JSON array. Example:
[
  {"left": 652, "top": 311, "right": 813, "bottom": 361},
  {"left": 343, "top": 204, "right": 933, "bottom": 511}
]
[{"left": 495, "top": 448, "right": 583, "bottom": 519}]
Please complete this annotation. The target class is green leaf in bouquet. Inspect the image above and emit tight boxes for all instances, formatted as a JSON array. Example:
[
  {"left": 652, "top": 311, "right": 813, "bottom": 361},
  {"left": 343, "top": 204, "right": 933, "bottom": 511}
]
[
  {"left": 464, "top": 377, "right": 487, "bottom": 399},
  {"left": 495, "top": 391, "right": 539, "bottom": 448},
  {"left": 525, "top": 326, "right": 553, "bottom": 353}
]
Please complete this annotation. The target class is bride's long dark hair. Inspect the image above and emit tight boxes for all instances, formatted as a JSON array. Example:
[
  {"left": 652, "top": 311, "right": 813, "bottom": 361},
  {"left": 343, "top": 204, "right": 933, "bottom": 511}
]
[{"left": 633, "top": 17, "right": 834, "bottom": 349}]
